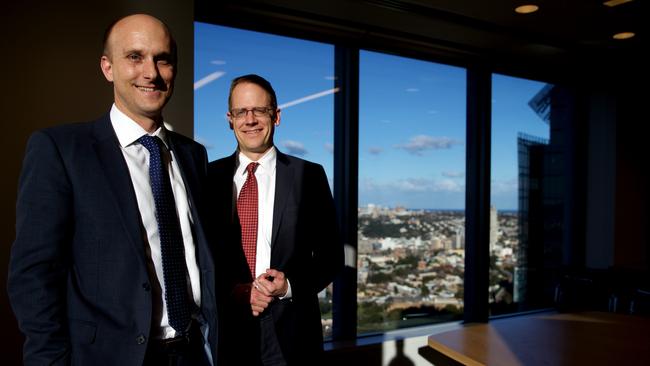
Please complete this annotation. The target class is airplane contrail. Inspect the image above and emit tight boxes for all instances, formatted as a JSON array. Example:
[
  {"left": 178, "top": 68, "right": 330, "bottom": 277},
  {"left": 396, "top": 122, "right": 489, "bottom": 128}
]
[
  {"left": 278, "top": 87, "right": 340, "bottom": 109},
  {"left": 194, "top": 75, "right": 338, "bottom": 110},
  {"left": 194, "top": 71, "right": 226, "bottom": 90}
]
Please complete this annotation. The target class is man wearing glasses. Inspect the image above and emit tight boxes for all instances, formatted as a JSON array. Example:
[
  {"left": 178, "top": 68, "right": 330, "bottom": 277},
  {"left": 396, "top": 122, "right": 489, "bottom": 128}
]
[{"left": 208, "top": 74, "right": 343, "bottom": 365}]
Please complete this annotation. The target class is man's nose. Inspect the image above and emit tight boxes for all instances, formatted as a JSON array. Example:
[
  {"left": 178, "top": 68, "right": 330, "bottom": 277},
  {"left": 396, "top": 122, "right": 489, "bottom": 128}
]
[
  {"left": 244, "top": 109, "right": 257, "bottom": 123},
  {"left": 142, "top": 59, "right": 159, "bottom": 80}
]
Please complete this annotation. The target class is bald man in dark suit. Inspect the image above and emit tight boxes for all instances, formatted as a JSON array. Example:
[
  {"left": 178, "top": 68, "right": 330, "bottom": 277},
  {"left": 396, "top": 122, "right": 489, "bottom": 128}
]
[{"left": 7, "top": 14, "right": 218, "bottom": 365}]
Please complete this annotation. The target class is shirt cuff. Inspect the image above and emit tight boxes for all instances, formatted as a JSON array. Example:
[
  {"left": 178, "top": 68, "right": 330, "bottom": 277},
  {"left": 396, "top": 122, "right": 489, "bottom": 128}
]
[{"left": 279, "top": 278, "right": 292, "bottom": 299}]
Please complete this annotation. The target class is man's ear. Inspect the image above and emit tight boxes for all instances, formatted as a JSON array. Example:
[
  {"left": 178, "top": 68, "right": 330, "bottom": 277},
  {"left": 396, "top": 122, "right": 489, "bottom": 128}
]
[
  {"left": 227, "top": 114, "right": 234, "bottom": 130},
  {"left": 274, "top": 109, "right": 281, "bottom": 127},
  {"left": 100, "top": 56, "right": 114, "bottom": 82}
]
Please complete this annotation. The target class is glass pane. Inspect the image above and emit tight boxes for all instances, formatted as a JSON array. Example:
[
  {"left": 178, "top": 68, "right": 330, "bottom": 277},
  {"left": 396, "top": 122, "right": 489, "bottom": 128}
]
[
  {"left": 490, "top": 74, "right": 566, "bottom": 315},
  {"left": 194, "top": 22, "right": 335, "bottom": 337},
  {"left": 358, "top": 50, "right": 466, "bottom": 334}
]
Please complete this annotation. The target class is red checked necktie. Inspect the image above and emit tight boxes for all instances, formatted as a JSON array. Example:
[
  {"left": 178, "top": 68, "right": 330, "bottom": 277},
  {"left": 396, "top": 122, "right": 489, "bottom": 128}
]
[{"left": 237, "top": 162, "right": 259, "bottom": 278}]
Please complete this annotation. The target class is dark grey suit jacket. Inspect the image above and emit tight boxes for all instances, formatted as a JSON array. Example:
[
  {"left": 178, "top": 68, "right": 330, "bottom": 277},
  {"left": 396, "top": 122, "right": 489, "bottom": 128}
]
[
  {"left": 7, "top": 114, "right": 218, "bottom": 365},
  {"left": 208, "top": 150, "right": 343, "bottom": 365}
]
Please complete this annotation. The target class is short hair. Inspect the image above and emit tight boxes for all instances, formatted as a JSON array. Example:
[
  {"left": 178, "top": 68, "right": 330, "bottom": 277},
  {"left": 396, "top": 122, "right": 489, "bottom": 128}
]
[
  {"left": 228, "top": 74, "right": 278, "bottom": 111},
  {"left": 102, "top": 14, "right": 177, "bottom": 65}
]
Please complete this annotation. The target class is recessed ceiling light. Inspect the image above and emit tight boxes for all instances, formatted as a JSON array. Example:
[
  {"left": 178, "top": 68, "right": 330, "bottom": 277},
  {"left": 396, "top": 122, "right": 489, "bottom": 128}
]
[
  {"left": 515, "top": 5, "right": 539, "bottom": 14},
  {"left": 612, "top": 32, "right": 635, "bottom": 40},
  {"left": 603, "top": 0, "right": 633, "bottom": 7}
]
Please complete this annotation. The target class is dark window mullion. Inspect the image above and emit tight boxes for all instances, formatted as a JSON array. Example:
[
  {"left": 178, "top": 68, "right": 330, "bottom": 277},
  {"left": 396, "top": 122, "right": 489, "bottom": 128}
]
[
  {"left": 464, "top": 67, "right": 491, "bottom": 323},
  {"left": 332, "top": 45, "right": 360, "bottom": 340}
]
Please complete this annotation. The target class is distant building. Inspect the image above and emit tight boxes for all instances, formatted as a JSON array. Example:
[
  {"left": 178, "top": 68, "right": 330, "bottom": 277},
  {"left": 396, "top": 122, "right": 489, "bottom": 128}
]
[
  {"left": 432, "top": 237, "right": 443, "bottom": 250},
  {"left": 418, "top": 260, "right": 427, "bottom": 271},
  {"left": 455, "top": 227, "right": 465, "bottom": 250},
  {"left": 489, "top": 205, "right": 498, "bottom": 252},
  {"left": 514, "top": 85, "right": 568, "bottom": 308}
]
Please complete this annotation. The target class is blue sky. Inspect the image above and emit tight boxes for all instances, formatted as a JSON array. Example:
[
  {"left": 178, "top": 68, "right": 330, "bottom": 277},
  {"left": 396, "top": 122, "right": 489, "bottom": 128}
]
[{"left": 194, "top": 22, "right": 549, "bottom": 210}]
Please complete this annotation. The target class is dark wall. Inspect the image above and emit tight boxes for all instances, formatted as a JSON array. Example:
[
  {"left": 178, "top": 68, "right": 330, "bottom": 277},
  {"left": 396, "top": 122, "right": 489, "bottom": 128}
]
[
  {"left": 0, "top": 2, "right": 193, "bottom": 364},
  {"left": 585, "top": 90, "right": 617, "bottom": 268},
  {"left": 614, "top": 77, "right": 649, "bottom": 271}
]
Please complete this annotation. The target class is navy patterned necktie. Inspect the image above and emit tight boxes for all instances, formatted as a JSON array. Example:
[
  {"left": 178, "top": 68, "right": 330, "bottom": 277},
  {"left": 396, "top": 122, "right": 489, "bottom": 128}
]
[{"left": 139, "top": 135, "right": 191, "bottom": 334}]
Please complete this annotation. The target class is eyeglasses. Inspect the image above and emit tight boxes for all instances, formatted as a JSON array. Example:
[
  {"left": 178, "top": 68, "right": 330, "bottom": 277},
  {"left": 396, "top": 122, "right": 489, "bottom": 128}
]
[{"left": 229, "top": 106, "right": 274, "bottom": 120}]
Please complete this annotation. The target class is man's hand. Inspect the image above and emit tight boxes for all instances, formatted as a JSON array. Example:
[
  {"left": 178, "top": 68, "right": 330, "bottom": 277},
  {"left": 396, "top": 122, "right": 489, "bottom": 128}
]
[
  {"left": 249, "top": 284, "right": 273, "bottom": 316},
  {"left": 233, "top": 283, "right": 273, "bottom": 316},
  {"left": 253, "top": 269, "right": 288, "bottom": 298}
]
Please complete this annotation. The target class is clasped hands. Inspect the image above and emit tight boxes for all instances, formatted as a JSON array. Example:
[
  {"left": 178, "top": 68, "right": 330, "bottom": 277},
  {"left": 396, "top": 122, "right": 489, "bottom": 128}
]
[{"left": 235, "top": 269, "right": 288, "bottom": 316}]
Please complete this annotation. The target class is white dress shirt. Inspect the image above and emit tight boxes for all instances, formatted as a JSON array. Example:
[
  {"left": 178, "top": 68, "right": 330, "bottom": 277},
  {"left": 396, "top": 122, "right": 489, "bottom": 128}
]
[
  {"left": 235, "top": 147, "right": 292, "bottom": 298},
  {"left": 110, "top": 104, "right": 201, "bottom": 339}
]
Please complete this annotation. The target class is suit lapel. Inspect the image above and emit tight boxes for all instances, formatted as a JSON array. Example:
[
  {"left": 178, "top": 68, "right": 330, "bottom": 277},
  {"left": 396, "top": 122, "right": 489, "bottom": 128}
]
[
  {"left": 170, "top": 134, "right": 217, "bottom": 309},
  {"left": 168, "top": 135, "right": 200, "bottom": 215},
  {"left": 225, "top": 154, "right": 238, "bottom": 224},
  {"left": 92, "top": 115, "right": 147, "bottom": 264},
  {"left": 271, "top": 151, "right": 294, "bottom": 249},
  {"left": 168, "top": 134, "right": 211, "bottom": 259}
]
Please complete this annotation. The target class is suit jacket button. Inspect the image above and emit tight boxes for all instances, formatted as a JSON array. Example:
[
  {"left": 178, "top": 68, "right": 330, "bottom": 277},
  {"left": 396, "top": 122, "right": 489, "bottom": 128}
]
[
  {"left": 142, "top": 283, "right": 151, "bottom": 291},
  {"left": 136, "top": 334, "right": 146, "bottom": 345}
]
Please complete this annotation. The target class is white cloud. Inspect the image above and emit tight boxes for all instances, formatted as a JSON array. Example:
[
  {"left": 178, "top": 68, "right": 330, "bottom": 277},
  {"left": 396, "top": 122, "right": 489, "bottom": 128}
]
[
  {"left": 395, "top": 135, "right": 461, "bottom": 155},
  {"left": 368, "top": 147, "right": 383, "bottom": 155},
  {"left": 442, "top": 171, "right": 464, "bottom": 178},
  {"left": 361, "top": 177, "right": 463, "bottom": 193},
  {"left": 194, "top": 136, "right": 214, "bottom": 150},
  {"left": 406, "top": 88, "right": 420, "bottom": 92},
  {"left": 491, "top": 178, "right": 518, "bottom": 194},
  {"left": 433, "top": 179, "right": 462, "bottom": 192},
  {"left": 282, "top": 140, "right": 308, "bottom": 156},
  {"left": 395, "top": 178, "right": 462, "bottom": 193},
  {"left": 324, "top": 75, "right": 337, "bottom": 81},
  {"left": 210, "top": 60, "right": 226, "bottom": 65},
  {"left": 324, "top": 142, "right": 334, "bottom": 154},
  {"left": 394, "top": 179, "right": 430, "bottom": 192}
]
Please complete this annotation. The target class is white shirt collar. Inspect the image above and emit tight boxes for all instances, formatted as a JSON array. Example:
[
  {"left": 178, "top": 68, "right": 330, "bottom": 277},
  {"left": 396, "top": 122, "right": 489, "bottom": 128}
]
[
  {"left": 237, "top": 146, "right": 277, "bottom": 176},
  {"left": 110, "top": 104, "right": 169, "bottom": 148}
]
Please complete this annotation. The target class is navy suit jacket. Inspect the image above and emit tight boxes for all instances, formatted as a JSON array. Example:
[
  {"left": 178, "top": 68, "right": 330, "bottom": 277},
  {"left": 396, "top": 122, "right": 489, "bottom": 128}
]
[
  {"left": 7, "top": 114, "right": 218, "bottom": 365},
  {"left": 208, "top": 150, "right": 343, "bottom": 365}
]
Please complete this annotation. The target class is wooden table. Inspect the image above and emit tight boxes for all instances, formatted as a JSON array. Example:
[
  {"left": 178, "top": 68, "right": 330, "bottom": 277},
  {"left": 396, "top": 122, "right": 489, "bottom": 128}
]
[{"left": 422, "top": 311, "right": 650, "bottom": 365}]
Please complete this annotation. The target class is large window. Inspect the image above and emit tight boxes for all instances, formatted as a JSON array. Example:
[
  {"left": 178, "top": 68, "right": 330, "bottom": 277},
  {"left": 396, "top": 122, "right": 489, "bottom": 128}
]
[
  {"left": 358, "top": 51, "right": 466, "bottom": 334},
  {"left": 195, "top": 20, "right": 575, "bottom": 342},
  {"left": 194, "top": 22, "right": 335, "bottom": 335}
]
